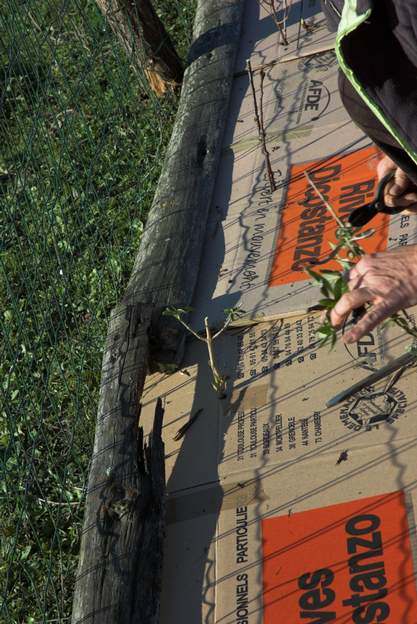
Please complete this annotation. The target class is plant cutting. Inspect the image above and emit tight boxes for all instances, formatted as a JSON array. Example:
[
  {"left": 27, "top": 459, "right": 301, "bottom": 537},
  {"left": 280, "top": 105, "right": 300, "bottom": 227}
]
[
  {"left": 163, "top": 306, "right": 242, "bottom": 397},
  {"left": 304, "top": 171, "right": 417, "bottom": 348}
]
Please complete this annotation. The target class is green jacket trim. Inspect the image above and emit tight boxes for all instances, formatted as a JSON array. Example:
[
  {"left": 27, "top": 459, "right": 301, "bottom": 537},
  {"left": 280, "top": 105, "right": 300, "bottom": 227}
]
[{"left": 335, "top": 1, "right": 417, "bottom": 166}]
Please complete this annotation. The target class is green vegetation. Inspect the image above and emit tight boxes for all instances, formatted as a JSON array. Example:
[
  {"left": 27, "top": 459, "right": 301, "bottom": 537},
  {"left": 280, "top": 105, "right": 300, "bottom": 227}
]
[
  {"left": 0, "top": 1, "right": 195, "bottom": 621},
  {"left": 163, "top": 306, "right": 243, "bottom": 397},
  {"left": 303, "top": 195, "right": 417, "bottom": 347}
]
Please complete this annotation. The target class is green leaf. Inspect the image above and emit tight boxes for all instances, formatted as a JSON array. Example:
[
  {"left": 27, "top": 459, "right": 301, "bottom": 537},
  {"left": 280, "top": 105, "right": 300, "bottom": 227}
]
[
  {"left": 176, "top": 306, "right": 193, "bottom": 315},
  {"left": 336, "top": 258, "right": 354, "bottom": 271},
  {"left": 335, "top": 225, "right": 352, "bottom": 241},
  {"left": 318, "top": 298, "right": 336, "bottom": 309},
  {"left": 162, "top": 305, "right": 193, "bottom": 320},
  {"left": 318, "top": 335, "right": 331, "bottom": 347},
  {"left": 224, "top": 306, "right": 243, "bottom": 320},
  {"left": 322, "top": 279, "right": 335, "bottom": 297},
  {"left": 316, "top": 325, "right": 332, "bottom": 338},
  {"left": 315, "top": 319, "right": 338, "bottom": 349},
  {"left": 333, "top": 277, "right": 349, "bottom": 301},
  {"left": 321, "top": 269, "right": 341, "bottom": 279},
  {"left": 320, "top": 270, "right": 342, "bottom": 294},
  {"left": 320, "top": 282, "right": 330, "bottom": 298},
  {"left": 305, "top": 268, "right": 323, "bottom": 284}
]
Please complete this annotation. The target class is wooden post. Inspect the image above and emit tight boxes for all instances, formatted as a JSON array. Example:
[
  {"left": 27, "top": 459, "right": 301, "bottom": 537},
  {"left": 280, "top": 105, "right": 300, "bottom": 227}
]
[
  {"left": 124, "top": 0, "right": 246, "bottom": 370},
  {"left": 72, "top": 1, "right": 244, "bottom": 622},
  {"left": 71, "top": 304, "right": 165, "bottom": 624},
  {"left": 96, "top": 0, "right": 183, "bottom": 95}
]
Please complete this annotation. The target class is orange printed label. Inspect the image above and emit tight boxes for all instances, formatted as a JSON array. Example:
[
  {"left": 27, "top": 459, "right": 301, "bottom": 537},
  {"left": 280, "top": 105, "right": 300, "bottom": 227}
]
[
  {"left": 262, "top": 491, "right": 417, "bottom": 623},
  {"left": 269, "top": 146, "right": 389, "bottom": 286}
]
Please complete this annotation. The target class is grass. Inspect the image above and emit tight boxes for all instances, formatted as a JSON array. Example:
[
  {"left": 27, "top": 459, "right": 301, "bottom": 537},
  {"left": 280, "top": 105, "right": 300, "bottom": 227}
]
[{"left": 0, "top": 0, "right": 196, "bottom": 621}]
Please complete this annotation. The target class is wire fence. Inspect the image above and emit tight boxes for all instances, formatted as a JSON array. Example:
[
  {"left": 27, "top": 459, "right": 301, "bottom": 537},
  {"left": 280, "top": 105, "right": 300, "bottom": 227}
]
[{"left": 0, "top": 1, "right": 195, "bottom": 621}]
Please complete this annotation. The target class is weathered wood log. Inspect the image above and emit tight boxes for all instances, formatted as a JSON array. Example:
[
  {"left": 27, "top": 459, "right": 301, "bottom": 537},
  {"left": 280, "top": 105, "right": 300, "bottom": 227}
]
[
  {"left": 96, "top": 0, "right": 183, "bottom": 95},
  {"left": 72, "top": 304, "right": 165, "bottom": 623},
  {"left": 124, "top": 0, "right": 245, "bottom": 369},
  {"left": 72, "top": 2, "right": 244, "bottom": 622}
]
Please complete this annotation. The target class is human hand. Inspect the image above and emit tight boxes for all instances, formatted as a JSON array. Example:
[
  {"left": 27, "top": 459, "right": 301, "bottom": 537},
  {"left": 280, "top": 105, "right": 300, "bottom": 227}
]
[
  {"left": 330, "top": 245, "right": 417, "bottom": 343},
  {"left": 377, "top": 155, "right": 417, "bottom": 214}
]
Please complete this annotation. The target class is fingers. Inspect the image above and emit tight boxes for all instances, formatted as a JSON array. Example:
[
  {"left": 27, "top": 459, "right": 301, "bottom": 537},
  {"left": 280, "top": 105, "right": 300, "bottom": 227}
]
[
  {"left": 348, "top": 277, "right": 361, "bottom": 291},
  {"left": 330, "top": 288, "right": 375, "bottom": 329},
  {"left": 384, "top": 181, "right": 417, "bottom": 208},
  {"left": 347, "top": 266, "right": 365, "bottom": 291},
  {"left": 327, "top": 245, "right": 417, "bottom": 344},
  {"left": 391, "top": 167, "right": 412, "bottom": 197},
  {"left": 376, "top": 155, "right": 396, "bottom": 181},
  {"left": 377, "top": 158, "right": 417, "bottom": 207},
  {"left": 348, "top": 255, "right": 375, "bottom": 280},
  {"left": 343, "top": 302, "right": 395, "bottom": 344},
  {"left": 348, "top": 265, "right": 360, "bottom": 281}
]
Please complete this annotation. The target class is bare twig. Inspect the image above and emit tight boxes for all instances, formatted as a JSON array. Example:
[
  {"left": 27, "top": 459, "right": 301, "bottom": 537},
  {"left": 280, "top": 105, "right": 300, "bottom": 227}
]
[
  {"left": 204, "top": 317, "right": 226, "bottom": 396},
  {"left": 304, "top": 170, "right": 344, "bottom": 228},
  {"left": 204, "top": 317, "right": 216, "bottom": 373},
  {"left": 212, "top": 310, "right": 237, "bottom": 339},
  {"left": 170, "top": 309, "right": 236, "bottom": 343},
  {"left": 163, "top": 306, "right": 235, "bottom": 397},
  {"left": 260, "top": 0, "right": 290, "bottom": 46},
  {"left": 247, "top": 60, "right": 276, "bottom": 193},
  {"left": 174, "top": 316, "right": 205, "bottom": 342}
]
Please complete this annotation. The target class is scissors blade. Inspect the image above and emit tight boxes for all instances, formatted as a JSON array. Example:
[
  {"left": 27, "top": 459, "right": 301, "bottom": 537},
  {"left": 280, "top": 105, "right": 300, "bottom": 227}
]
[
  {"left": 347, "top": 172, "right": 395, "bottom": 228},
  {"left": 348, "top": 203, "right": 378, "bottom": 227}
]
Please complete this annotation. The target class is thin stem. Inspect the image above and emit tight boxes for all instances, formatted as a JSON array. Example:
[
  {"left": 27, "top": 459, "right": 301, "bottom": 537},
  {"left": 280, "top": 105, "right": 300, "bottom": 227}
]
[
  {"left": 260, "top": 0, "right": 289, "bottom": 45},
  {"left": 204, "top": 317, "right": 217, "bottom": 373},
  {"left": 212, "top": 311, "right": 235, "bottom": 340},
  {"left": 304, "top": 171, "right": 344, "bottom": 228},
  {"left": 175, "top": 316, "right": 205, "bottom": 342},
  {"left": 247, "top": 59, "right": 276, "bottom": 192},
  {"left": 304, "top": 171, "right": 360, "bottom": 258},
  {"left": 204, "top": 316, "right": 226, "bottom": 396}
]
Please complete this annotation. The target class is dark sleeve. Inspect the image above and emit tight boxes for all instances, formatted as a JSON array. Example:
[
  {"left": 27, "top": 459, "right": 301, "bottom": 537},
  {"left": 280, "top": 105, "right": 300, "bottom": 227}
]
[{"left": 338, "top": 71, "right": 417, "bottom": 186}]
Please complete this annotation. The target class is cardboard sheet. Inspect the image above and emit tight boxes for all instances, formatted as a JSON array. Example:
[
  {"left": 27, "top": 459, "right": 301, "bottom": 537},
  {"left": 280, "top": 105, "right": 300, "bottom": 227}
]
[
  {"left": 191, "top": 21, "right": 417, "bottom": 327},
  {"left": 234, "top": 0, "right": 335, "bottom": 73},
  {"left": 141, "top": 312, "right": 417, "bottom": 623},
  {"left": 143, "top": 313, "right": 417, "bottom": 481},
  {"left": 140, "top": 3, "right": 417, "bottom": 623},
  {"left": 216, "top": 466, "right": 417, "bottom": 624}
]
